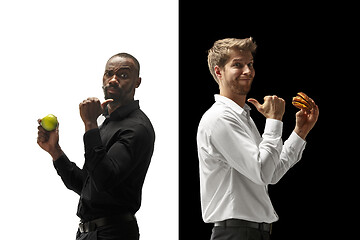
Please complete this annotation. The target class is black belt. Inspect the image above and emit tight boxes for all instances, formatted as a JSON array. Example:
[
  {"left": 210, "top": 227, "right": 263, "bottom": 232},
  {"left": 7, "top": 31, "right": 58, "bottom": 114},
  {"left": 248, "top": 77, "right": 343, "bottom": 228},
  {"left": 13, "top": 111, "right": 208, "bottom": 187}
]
[
  {"left": 215, "top": 219, "right": 272, "bottom": 234},
  {"left": 79, "top": 213, "right": 136, "bottom": 233}
]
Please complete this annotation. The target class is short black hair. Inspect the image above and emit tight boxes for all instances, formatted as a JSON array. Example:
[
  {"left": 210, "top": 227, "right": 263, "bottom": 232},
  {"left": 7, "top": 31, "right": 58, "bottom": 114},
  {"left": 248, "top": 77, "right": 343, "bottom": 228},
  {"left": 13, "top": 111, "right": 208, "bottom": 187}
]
[{"left": 108, "top": 52, "right": 140, "bottom": 76}]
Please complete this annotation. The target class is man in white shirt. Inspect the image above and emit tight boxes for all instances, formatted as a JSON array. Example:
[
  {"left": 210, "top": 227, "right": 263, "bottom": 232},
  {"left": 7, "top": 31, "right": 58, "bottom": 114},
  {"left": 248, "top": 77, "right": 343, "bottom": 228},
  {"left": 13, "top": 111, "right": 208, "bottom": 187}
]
[{"left": 197, "top": 38, "right": 319, "bottom": 240}]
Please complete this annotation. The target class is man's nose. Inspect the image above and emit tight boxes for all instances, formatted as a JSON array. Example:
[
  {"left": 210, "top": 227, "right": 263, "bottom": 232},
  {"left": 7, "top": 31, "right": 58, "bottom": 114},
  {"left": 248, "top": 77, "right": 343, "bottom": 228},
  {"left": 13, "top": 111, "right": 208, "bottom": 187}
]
[
  {"left": 242, "top": 65, "right": 251, "bottom": 75},
  {"left": 108, "top": 75, "right": 119, "bottom": 85}
]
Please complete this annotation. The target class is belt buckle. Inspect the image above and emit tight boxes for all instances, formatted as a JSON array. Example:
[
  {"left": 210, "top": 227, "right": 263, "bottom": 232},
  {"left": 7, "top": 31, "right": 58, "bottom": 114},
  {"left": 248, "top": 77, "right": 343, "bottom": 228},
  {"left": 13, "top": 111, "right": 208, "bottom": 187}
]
[{"left": 79, "top": 222, "right": 84, "bottom": 233}]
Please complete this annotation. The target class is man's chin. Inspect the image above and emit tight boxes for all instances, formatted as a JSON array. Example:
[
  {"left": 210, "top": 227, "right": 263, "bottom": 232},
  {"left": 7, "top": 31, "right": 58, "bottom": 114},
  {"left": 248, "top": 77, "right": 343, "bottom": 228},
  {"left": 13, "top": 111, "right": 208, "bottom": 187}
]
[
  {"left": 232, "top": 87, "right": 251, "bottom": 96},
  {"left": 105, "top": 92, "right": 121, "bottom": 101}
]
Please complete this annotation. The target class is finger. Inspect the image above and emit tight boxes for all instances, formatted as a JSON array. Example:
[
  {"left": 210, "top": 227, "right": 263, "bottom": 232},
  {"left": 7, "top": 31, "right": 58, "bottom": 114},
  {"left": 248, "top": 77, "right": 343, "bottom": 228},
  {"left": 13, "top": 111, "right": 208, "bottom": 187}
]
[
  {"left": 309, "top": 97, "right": 316, "bottom": 105},
  {"left": 37, "top": 135, "right": 47, "bottom": 143},
  {"left": 263, "top": 96, "right": 272, "bottom": 101},
  {"left": 55, "top": 121, "right": 59, "bottom": 130},
  {"left": 37, "top": 137, "right": 45, "bottom": 145},
  {"left": 38, "top": 125, "right": 48, "bottom": 134},
  {"left": 302, "top": 106, "right": 311, "bottom": 115},
  {"left": 310, "top": 104, "right": 319, "bottom": 118},
  {"left": 296, "top": 109, "right": 304, "bottom": 116},
  {"left": 101, "top": 99, "right": 114, "bottom": 109},
  {"left": 87, "top": 97, "right": 99, "bottom": 101},
  {"left": 38, "top": 125, "right": 47, "bottom": 133},
  {"left": 80, "top": 97, "right": 98, "bottom": 105},
  {"left": 313, "top": 102, "right": 319, "bottom": 111},
  {"left": 247, "top": 98, "right": 261, "bottom": 109},
  {"left": 37, "top": 130, "right": 49, "bottom": 142}
]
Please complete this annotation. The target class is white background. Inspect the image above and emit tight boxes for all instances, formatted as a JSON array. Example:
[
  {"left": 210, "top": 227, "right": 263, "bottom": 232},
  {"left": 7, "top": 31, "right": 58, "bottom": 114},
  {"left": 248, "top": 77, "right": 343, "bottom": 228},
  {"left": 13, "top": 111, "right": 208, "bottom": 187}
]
[{"left": 0, "top": 0, "right": 178, "bottom": 239}]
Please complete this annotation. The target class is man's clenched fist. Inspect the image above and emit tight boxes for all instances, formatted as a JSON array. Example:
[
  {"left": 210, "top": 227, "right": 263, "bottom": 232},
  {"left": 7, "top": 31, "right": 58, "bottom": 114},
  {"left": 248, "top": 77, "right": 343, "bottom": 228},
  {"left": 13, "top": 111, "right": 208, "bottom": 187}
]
[{"left": 79, "top": 97, "right": 113, "bottom": 131}]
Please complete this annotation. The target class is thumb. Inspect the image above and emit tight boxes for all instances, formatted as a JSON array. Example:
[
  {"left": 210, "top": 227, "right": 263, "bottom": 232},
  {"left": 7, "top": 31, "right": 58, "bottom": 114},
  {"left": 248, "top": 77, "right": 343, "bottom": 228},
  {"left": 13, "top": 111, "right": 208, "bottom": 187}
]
[
  {"left": 247, "top": 98, "right": 262, "bottom": 110},
  {"left": 101, "top": 99, "right": 114, "bottom": 110}
]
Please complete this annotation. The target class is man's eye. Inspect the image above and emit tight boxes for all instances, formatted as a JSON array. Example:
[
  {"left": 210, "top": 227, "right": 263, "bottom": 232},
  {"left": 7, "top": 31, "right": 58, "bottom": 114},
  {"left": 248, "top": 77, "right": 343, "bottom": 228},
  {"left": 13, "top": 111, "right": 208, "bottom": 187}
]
[
  {"left": 248, "top": 62, "right": 254, "bottom": 68},
  {"left": 105, "top": 71, "right": 114, "bottom": 77},
  {"left": 234, "top": 63, "right": 243, "bottom": 68},
  {"left": 117, "top": 73, "right": 128, "bottom": 78}
]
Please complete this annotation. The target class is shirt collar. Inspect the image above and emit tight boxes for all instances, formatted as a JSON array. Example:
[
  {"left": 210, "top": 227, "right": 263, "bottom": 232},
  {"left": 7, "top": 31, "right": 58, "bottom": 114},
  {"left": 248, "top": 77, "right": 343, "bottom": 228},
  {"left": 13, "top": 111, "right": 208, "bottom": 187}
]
[
  {"left": 214, "top": 94, "right": 251, "bottom": 116},
  {"left": 103, "top": 100, "right": 140, "bottom": 121}
]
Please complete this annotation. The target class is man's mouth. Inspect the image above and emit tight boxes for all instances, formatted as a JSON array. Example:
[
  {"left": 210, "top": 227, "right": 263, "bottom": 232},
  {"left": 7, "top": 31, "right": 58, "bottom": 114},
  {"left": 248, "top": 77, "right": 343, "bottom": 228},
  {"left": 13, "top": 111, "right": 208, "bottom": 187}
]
[
  {"left": 104, "top": 86, "right": 120, "bottom": 93},
  {"left": 107, "top": 88, "right": 118, "bottom": 93},
  {"left": 238, "top": 78, "right": 252, "bottom": 83}
]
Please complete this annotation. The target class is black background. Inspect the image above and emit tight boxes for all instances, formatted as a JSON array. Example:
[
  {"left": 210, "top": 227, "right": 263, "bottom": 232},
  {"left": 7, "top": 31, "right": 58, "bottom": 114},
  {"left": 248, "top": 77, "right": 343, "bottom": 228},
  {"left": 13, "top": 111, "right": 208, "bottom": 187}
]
[{"left": 180, "top": 2, "right": 356, "bottom": 239}]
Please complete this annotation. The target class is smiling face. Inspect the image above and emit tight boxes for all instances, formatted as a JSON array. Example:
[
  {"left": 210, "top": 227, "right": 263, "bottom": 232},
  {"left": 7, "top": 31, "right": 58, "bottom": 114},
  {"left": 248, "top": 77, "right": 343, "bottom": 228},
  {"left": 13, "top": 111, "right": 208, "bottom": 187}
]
[
  {"left": 215, "top": 49, "right": 255, "bottom": 97},
  {"left": 102, "top": 56, "right": 141, "bottom": 105}
]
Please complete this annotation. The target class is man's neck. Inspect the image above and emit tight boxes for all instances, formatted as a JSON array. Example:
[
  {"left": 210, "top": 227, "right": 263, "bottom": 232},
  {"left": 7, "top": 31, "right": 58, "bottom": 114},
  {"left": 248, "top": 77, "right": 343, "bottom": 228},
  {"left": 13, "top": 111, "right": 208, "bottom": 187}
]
[
  {"left": 107, "top": 98, "right": 133, "bottom": 115},
  {"left": 219, "top": 91, "right": 247, "bottom": 108}
]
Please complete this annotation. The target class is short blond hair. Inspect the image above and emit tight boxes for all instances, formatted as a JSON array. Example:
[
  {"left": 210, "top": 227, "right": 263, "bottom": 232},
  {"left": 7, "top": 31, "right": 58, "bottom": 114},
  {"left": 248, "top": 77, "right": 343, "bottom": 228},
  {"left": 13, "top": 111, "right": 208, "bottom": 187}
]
[{"left": 207, "top": 37, "right": 257, "bottom": 83}]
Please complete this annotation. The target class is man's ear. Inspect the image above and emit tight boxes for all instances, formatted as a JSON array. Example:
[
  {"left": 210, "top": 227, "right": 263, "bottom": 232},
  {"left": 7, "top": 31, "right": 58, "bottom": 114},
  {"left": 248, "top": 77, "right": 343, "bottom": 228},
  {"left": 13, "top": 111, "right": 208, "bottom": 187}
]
[
  {"left": 214, "top": 65, "right": 222, "bottom": 82},
  {"left": 135, "top": 77, "right": 141, "bottom": 88}
]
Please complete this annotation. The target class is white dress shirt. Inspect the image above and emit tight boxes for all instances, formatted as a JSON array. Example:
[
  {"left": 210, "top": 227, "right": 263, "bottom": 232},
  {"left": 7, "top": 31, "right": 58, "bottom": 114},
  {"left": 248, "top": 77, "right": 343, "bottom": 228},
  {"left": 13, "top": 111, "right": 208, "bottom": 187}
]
[{"left": 197, "top": 95, "right": 306, "bottom": 223}]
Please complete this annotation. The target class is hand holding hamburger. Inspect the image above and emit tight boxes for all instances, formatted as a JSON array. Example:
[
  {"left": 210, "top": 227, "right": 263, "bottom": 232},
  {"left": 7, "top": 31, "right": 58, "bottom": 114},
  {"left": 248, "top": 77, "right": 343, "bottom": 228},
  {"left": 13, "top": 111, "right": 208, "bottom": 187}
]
[{"left": 292, "top": 92, "right": 319, "bottom": 140}]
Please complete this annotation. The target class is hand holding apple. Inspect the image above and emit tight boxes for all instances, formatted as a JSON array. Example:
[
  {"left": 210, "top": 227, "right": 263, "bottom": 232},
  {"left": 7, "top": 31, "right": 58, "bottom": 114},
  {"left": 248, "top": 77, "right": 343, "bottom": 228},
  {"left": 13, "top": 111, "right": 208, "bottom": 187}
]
[{"left": 37, "top": 116, "right": 63, "bottom": 161}]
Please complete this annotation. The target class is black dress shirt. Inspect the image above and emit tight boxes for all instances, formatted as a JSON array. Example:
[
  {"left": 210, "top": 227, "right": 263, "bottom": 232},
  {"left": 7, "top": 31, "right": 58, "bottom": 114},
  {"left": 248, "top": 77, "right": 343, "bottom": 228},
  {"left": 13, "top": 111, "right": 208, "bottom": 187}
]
[{"left": 53, "top": 100, "right": 155, "bottom": 222}]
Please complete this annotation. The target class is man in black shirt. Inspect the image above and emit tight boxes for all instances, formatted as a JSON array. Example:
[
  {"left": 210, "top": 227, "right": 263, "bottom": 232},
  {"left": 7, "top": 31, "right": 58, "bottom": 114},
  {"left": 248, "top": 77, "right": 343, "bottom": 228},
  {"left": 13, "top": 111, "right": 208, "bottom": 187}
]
[{"left": 37, "top": 53, "right": 155, "bottom": 240}]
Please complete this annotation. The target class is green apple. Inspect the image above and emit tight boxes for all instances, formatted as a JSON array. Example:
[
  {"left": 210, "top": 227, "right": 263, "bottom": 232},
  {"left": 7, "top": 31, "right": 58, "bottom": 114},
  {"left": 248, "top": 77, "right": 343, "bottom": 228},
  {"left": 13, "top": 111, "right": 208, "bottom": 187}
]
[{"left": 41, "top": 114, "right": 58, "bottom": 131}]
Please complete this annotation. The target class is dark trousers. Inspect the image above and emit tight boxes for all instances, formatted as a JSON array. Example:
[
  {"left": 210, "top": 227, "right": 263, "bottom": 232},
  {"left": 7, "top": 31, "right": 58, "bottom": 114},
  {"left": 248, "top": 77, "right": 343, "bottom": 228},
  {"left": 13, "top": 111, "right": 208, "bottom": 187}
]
[
  {"left": 210, "top": 226, "right": 271, "bottom": 240},
  {"left": 76, "top": 219, "right": 139, "bottom": 240}
]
